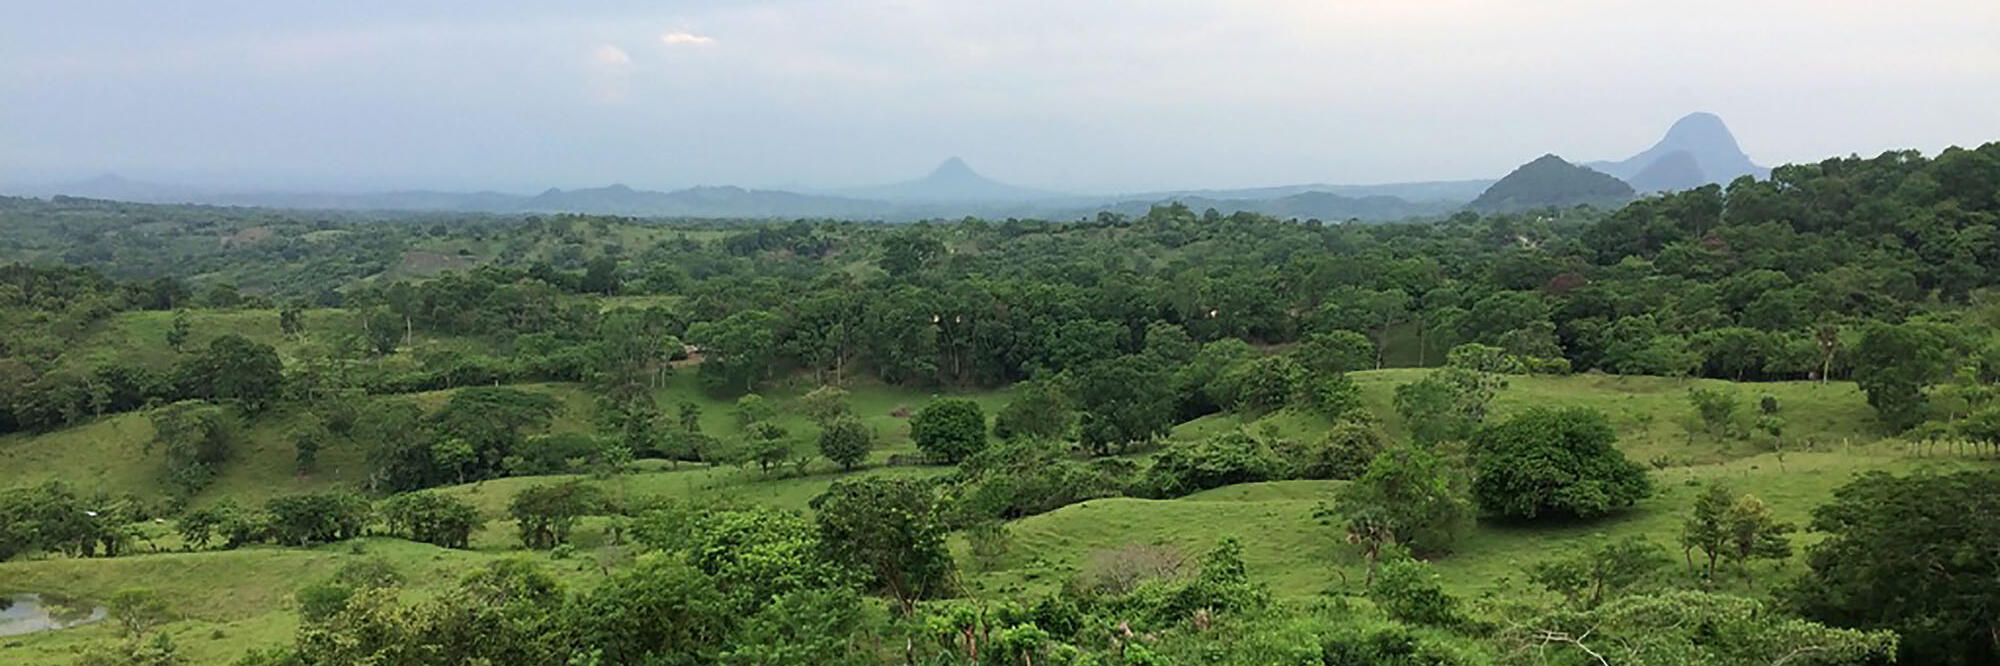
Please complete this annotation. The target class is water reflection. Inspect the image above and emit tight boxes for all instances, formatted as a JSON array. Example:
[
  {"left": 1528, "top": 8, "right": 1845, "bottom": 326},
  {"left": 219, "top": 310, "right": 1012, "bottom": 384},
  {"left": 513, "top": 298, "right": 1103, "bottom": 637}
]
[{"left": 0, "top": 593, "right": 109, "bottom": 636}]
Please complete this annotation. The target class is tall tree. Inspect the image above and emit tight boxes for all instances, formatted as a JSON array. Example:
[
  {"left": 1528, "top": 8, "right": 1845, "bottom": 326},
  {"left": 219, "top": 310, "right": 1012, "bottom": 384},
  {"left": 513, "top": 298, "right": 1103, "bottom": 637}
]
[
  {"left": 1329, "top": 447, "right": 1472, "bottom": 558},
  {"left": 991, "top": 379, "right": 1072, "bottom": 441},
  {"left": 148, "top": 400, "right": 236, "bottom": 496},
  {"left": 1789, "top": 470, "right": 2000, "bottom": 666},
  {"left": 178, "top": 334, "right": 284, "bottom": 413},
  {"left": 1075, "top": 354, "right": 1177, "bottom": 455},
  {"left": 811, "top": 477, "right": 955, "bottom": 614},
  {"left": 816, "top": 416, "right": 871, "bottom": 471},
  {"left": 687, "top": 310, "right": 780, "bottom": 395},
  {"left": 1851, "top": 322, "right": 1948, "bottom": 432}
]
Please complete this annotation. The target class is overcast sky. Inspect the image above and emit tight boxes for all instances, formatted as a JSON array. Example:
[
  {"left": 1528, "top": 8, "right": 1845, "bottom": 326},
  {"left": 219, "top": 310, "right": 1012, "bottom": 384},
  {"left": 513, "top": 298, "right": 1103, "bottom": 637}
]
[{"left": 4, "top": 1, "right": 1997, "bottom": 194}]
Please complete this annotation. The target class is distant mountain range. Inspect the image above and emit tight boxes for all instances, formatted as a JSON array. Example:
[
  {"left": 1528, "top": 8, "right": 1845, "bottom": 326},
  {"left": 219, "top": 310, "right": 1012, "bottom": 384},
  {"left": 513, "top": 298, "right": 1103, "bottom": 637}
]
[
  {"left": 5, "top": 113, "right": 1768, "bottom": 221},
  {"left": 1465, "top": 112, "right": 1769, "bottom": 211}
]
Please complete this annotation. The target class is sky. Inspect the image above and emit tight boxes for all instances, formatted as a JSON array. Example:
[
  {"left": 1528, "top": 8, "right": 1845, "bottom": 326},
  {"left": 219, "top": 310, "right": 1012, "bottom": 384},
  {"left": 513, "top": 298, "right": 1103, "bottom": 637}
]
[{"left": 4, "top": 0, "right": 1998, "bottom": 194}]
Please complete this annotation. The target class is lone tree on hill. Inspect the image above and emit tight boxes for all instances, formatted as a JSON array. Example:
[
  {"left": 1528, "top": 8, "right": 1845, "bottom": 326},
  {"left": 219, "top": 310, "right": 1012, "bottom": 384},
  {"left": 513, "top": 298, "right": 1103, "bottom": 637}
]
[
  {"left": 1471, "top": 407, "right": 1651, "bottom": 520},
  {"left": 911, "top": 398, "right": 986, "bottom": 463}
]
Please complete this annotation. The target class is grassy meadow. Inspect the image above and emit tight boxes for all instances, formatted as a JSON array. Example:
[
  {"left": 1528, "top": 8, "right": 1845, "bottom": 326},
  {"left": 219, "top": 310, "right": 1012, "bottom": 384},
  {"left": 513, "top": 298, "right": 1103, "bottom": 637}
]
[{"left": 0, "top": 365, "right": 1978, "bottom": 663}]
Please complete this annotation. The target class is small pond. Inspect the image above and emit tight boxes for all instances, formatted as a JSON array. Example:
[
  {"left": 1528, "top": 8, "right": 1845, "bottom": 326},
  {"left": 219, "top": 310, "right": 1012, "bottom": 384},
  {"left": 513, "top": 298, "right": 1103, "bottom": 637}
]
[{"left": 0, "top": 593, "right": 108, "bottom": 637}]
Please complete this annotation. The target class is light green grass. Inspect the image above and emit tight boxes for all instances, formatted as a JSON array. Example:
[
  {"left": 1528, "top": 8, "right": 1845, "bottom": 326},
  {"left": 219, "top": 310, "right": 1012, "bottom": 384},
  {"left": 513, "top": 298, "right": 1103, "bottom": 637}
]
[
  {"left": 962, "top": 447, "right": 1977, "bottom": 604},
  {"left": 1361, "top": 369, "right": 1880, "bottom": 465},
  {"left": 0, "top": 384, "right": 595, "bottom": 508},
  {"left": 646, "top": 371, "right": 1015, "bottom": 460},
  {"left": 58, "top": 308, "right": 499, "bottom": 376},
  {"left": 0, "top": 371, "right": 1006, "bottom": 511},
  {"left": 1179, "top": 369, "right": 1881, "bottom": 468},
  {"left": 0, "top": 538, "right": 541, "bottom": 666},
  {"left": 438, "top": 463, "right": 956, "bottom": 550}
]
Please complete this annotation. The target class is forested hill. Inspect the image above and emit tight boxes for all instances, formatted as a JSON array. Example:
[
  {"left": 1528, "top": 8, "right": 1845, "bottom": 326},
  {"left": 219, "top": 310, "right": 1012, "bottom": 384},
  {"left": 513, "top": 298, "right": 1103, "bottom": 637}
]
[
  {"left": 5, "top": 142, "right": 2000, "bottom": 435},
  {"left": 1469, "top": 154, "right": 1634, "bottom": 212}
]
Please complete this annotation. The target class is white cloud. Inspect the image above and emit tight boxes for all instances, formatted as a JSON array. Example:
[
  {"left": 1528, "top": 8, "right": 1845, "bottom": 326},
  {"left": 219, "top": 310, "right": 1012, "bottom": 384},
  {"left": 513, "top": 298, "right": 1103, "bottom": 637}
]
[
  {"left": 591, "top": 44, "right": 631, "bottom": 67},
  {"left": 660, "top": 31, "right": 716, "bottom": 46},
  {"left": 586, "top": 44, "right": 634, "bottom": 105}
]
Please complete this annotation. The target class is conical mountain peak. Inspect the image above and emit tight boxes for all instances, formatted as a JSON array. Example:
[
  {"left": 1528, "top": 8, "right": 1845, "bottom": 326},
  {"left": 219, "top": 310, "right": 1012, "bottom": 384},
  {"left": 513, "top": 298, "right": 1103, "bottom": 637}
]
[
  {"left": 1470, "top": 153, "right": 1633, "bottom": 213},
  {"left": 1588, "top": 112, "right": 1768, "bottom": 190},
  {"left": 840, "top": 157, "right": 1057, "bottom": 202},
  {"left": 1657, "top": 112, "right": 1744, "bottom": 158},
  {"left": 928, "top": 156, "right": 978, "bottom": 180}
]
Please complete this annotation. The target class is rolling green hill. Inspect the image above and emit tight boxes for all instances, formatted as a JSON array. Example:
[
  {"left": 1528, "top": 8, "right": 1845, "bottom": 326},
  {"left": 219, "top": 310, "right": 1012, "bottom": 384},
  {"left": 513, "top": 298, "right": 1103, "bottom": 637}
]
[{"left": 4, "top": 366, "right": 1958, "bottom": 663}]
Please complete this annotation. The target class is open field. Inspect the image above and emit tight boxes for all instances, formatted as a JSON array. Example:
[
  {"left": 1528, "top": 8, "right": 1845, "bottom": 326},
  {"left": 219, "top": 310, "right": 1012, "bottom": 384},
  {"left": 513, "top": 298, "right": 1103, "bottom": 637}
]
[{"left": 961, "top": 447, "right": 1978, "bottom": 602}]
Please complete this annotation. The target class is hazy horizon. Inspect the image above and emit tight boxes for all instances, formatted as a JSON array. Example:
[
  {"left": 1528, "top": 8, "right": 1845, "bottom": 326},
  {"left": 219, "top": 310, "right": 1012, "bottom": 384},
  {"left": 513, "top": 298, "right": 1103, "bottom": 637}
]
[{"left": 5, "top": 1, "right": 1998, "bottom": 194}]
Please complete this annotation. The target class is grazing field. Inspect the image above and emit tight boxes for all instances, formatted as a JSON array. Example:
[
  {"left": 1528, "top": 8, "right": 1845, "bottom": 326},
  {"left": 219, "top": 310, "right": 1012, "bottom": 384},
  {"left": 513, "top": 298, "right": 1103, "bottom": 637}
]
[
  {"left": 959, "top": 446, "right": 1975, "bottom": 604},
  {"left": 1182, "top": 369, "right": 1880, "bottom": 467},
  {"left": 6, "top": 365, "right": 1958, "bottom": 662}
]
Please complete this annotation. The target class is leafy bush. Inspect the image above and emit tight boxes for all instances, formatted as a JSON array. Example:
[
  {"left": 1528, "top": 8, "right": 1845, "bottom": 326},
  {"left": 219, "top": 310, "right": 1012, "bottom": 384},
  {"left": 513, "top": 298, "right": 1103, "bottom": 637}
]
[
  {"left": 992, "top": 380, "right": 1072, "bottom": 442},
  {"left": 508, "top": 481, "right": 604, "bottom": 549},
  {"left": 1300, "top": 373, "right": 1364, "bottom": 420},
  {"left": 946, "top": 438, "right": 1132, "bottom": 522},
  {"left": 1393, "top": 367, "right": 1500, "bottom": 445},
  {"left": 381, "top": 491, "right": 484, "bottom": 549},
  {"left": 1215, "top": 355, "right": 1305, "bottom": 413},
  {"left": 1330, "top": 447, "right": 1472, "bottom": 557},
  {"left": 1322, "top": 625, "right": 1479, "bottom": 666},
  {"left": 1293, "top": 330, "right": 1376, "bottom": 374},
  {"left": 1371, "top": 557, "right": 1460, "bottom": 626},
  {"left": 1141, "top": 432, "right": 1285, "bottom": 498},
  {"left": 1289, "top": 420, "right": 1385, "bottom": 480},
  {"left": 264, "top": 492, "right": 372, "bottom": 546},
  {"left": 1093, "top": 538, "right": 1269, "bottom": 629}
]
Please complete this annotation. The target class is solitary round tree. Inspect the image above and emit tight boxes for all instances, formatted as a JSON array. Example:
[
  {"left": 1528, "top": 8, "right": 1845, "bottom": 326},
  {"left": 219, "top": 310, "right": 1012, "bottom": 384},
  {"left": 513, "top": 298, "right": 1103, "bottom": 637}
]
[
  {"left": 818, "top": 416, "right": 872, "bottom": 471},
  {"left": 1471, "top": 407, "right": 1650, "bottom": 520},
  {"left": 910, "top": 398, "right": 987, "bottom": 463}
]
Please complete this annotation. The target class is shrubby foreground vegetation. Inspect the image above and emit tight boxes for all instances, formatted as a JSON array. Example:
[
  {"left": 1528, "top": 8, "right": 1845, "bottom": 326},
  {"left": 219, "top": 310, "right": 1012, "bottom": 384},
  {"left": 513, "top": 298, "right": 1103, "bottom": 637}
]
[{"left": 1, "top": 143, "right": 1999, "bottom": 664}]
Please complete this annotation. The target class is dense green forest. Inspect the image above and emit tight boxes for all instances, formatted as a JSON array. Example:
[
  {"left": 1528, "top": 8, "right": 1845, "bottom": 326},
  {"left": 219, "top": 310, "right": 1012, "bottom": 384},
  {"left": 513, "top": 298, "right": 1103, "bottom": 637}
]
[{"left": 3, "top": 143, "right": 1999, "bottom": 665}]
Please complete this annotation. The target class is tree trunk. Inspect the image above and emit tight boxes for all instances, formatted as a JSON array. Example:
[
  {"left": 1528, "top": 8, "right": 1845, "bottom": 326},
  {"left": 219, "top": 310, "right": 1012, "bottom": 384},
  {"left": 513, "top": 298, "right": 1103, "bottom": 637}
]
[{"left": 1376, "top": 326, "right": 1390, "bottom": 369}]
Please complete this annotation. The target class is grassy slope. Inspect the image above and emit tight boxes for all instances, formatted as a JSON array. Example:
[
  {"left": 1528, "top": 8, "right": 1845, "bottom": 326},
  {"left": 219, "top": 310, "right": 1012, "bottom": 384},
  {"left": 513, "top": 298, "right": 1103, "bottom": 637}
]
[
  {"left": 0, "top": 539, "right": 575, "bottom": 665},
  {"left": 0, "top": 384, "right": 585, "bottom": 508},
  {"left": 963, "top": 449, "right": 1977, "bottom": 603},
  {"left": 56, "top": 308, "right": 498, "bottom": 374},
  {"left": 964, "top": 368, "right": 1941, "bottom": 605},
  {"left": 1184, "top": 369, "right": 1879, "bottom": 466},
  {"left": 0, "top": 360, "right": 1008, "bottom": 508}
]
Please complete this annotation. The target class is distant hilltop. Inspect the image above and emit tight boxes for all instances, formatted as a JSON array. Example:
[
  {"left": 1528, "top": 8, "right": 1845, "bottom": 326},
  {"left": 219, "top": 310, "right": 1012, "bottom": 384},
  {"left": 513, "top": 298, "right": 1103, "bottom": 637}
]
[
  {"left": 1587, "top": 112, "right": 1768, "bottom": 192},
  {"left": 1470, "top": 154, "right": 1634, "bottom": 213},
  {"left": 835, "top": 157, "right": 1062, "bottom": 203}
]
